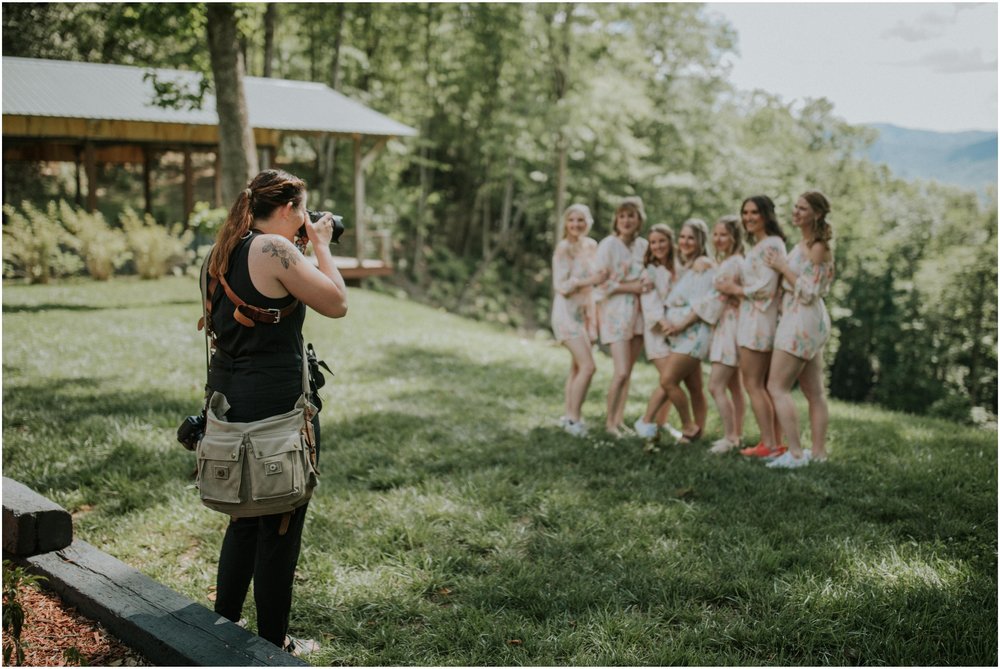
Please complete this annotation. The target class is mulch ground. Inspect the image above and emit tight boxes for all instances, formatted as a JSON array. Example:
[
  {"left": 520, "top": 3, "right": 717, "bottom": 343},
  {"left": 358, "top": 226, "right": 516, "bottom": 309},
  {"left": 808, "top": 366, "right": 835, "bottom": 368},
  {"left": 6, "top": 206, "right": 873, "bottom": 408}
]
[{"left": 12, "top": 585, "right": 151, "bottom": 667}]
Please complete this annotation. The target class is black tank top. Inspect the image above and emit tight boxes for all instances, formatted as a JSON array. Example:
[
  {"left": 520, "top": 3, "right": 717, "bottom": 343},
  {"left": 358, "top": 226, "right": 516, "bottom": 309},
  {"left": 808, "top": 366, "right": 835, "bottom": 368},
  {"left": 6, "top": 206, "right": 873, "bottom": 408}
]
[{"left": 207, "top": 231, "right": 306, "bottom": 421}]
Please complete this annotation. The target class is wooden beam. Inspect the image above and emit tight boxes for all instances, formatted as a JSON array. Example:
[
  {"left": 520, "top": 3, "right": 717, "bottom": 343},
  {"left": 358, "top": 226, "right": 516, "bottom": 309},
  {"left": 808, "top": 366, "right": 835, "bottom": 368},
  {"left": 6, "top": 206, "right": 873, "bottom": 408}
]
[{"left": 2, "top": 115, "right": 284, "bottom": 148}]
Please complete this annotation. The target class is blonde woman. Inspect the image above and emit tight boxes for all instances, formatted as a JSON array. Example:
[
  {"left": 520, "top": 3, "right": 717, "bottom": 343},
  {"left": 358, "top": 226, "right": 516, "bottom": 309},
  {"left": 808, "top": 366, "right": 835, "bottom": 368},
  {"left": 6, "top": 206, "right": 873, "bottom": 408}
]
[
  {"left": 716, "top": 196, "right": 786, "bottom": 458},
  {"left": 765, "top": 191, "right": 835, "bottom": 468},
  {"left": 705, "top": 215, "right": 746, "bottom": 454},
  {"left": 551, "top": 203, "right": 608, "bottom": 436},
  {"left": 633, "top": 224, "right": 683, "bottom": 442},
  {"left": 592, "top": 196, "right": 652, "bottom": 436}
]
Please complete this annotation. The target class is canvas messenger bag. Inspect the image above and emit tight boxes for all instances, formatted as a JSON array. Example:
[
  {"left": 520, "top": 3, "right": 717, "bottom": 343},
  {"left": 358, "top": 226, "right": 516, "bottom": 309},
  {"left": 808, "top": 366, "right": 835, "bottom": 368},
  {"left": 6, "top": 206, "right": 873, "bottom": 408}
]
[{"left": 194, "top": 249, "right": 319, "bottom": 522}]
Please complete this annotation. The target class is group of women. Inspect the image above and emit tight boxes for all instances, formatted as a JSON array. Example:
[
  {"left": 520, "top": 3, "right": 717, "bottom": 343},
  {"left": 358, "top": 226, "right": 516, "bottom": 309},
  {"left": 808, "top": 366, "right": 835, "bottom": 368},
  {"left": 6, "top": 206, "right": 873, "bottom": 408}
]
[{"left": 550, "top": 192, "right": 835, "bottom": 468}]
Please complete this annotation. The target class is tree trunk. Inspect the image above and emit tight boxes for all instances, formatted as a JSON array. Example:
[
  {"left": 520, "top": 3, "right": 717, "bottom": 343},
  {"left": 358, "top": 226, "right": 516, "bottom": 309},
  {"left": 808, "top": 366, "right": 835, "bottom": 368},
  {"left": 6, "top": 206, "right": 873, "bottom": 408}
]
[
  {"left": 547, "top": 3, "right": 573, "bottom": 244},
  {"left": 317, "top": 3, "right": 346, "bottom": 205},
  {"left": 263, "top": 3, "right": 277, "bottom": 78},
  {"left": 206, "top": 3, "right": 259, "bottom": 206}
]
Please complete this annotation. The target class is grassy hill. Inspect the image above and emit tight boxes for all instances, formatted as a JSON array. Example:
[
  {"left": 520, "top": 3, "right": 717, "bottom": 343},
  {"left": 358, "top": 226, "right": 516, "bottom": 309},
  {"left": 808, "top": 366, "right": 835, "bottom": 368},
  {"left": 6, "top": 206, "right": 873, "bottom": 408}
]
[
  {"left": 3, "top": 277, "right": 996, "bottom": 665},
  {"left": 865, "top": 123, "right": 998, "bottom": 194}
]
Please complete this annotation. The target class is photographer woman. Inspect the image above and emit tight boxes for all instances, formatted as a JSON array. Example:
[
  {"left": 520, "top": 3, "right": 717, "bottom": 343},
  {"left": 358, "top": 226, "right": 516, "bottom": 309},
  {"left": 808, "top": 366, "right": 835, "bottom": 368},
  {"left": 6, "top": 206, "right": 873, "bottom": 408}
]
[{"left": 203, "top": 169, "right": 347, "bottom": 653}]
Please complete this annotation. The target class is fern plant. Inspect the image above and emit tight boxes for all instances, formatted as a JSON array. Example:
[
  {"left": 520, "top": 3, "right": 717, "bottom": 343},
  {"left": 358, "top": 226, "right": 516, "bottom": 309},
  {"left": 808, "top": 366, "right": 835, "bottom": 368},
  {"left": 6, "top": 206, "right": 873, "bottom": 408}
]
[
  {"left": 119, "top": 207, "right": 193, "bottom": 279},
  {"left": 58, "top": 201, "right": 130, "bottom": 281},
  {"left": 2, "top": 201, "right": 82, "bottom": 283}
]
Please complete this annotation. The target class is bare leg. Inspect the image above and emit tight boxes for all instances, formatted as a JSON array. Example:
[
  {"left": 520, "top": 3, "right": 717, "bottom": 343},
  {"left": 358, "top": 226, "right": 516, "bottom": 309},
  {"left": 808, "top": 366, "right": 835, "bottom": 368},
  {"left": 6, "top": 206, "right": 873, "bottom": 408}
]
[
  {"left": 643, "top": 357, "right": 673, "bottom": 426},
  {"left": 709, "top": 363, "right": 740, "bottom": 443},
  {"left": 562, "top": 336, "right": 596, "bottom": 422},
  {"left": 683, "top": 363, "right": 707, "bottom": 431},
  {"left": 728, "top": 368, "right": 746, "bottom": 441},
  {"left": 767, "top": 350, "right": 808, "bottom": 457},
  {"left": 659, "top": 353, "right": 702, "bottom": 435},
  {"left": 563, "top": 358, "right": 575, "bottom": 419},
  {"left": 740, "top": 347, "right": 778, "bottom": 448},
  {"left": 796, "top": 350, "right": 830, "bottom": 459},
  {"left": 606, "top": 337, "right": 641, "bottom": 433}
]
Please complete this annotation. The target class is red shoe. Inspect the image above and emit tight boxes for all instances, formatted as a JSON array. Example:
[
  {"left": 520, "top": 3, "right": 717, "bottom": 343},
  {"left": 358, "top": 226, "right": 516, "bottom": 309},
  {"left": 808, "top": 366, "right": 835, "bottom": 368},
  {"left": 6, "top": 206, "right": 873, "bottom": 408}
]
[{"left": 740, "top": 442, "right": 786, "bottom": 458}]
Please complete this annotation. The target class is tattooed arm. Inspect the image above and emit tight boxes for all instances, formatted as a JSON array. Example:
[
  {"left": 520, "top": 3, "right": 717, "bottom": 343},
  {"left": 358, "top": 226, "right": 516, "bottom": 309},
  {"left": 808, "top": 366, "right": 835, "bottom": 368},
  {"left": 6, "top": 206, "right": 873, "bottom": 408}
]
[{"left": 248, "top": 234, "right": 347, "bottom": 318}]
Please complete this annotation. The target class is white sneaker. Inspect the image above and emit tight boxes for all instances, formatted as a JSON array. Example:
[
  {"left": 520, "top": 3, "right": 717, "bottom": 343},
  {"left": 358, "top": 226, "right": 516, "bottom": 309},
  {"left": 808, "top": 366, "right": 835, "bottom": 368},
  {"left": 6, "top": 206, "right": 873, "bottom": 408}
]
[
  {"left": 558, "top": 416, "right": 570, "bottom": 428},
  {"left": 284, "top": 635, "right": 321, "bottom": 657},
  {"left": 708, "top": 438, "right": 737, "bottom": 455},
  {"left": 564, "top": 420, "right": 588, "bottom": 437},
  {"left": 633, "top": 418, "right": 658, "bottom": 439},
  {"left": 664, "top": 424, "right": 683, "bottom": 441},
  {"left": 766, "top": 450, "right": 811, "bottom": 469}
]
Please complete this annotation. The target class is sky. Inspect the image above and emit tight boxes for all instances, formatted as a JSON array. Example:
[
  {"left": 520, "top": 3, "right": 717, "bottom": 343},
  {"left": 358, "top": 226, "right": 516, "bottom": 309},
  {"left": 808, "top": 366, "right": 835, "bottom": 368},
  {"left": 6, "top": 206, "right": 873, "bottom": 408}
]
[{"left": 705, "top": 1, "right": 998, "bottom": 133}]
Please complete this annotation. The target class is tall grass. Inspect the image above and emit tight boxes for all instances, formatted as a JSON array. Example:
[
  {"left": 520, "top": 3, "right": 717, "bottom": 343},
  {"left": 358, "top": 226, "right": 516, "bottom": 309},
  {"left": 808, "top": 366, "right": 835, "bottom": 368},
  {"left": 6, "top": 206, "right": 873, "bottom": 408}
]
[{"left": 2, "top": 277, "right": 996, "bottom": 665}]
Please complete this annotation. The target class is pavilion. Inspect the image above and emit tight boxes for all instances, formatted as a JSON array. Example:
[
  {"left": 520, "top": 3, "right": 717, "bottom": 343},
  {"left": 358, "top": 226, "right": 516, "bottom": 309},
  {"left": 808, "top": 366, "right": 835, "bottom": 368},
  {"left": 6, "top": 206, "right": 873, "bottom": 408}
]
[{"left": 2, "top": 56, "right": 417, "bottom": 277}]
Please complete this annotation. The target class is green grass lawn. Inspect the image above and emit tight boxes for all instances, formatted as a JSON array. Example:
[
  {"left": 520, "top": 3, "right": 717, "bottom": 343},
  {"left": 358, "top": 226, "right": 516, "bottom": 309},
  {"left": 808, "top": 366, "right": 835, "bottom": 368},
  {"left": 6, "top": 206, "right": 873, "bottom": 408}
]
[{"left": 3, "top": 277, "right": 996, "bottom": 665}]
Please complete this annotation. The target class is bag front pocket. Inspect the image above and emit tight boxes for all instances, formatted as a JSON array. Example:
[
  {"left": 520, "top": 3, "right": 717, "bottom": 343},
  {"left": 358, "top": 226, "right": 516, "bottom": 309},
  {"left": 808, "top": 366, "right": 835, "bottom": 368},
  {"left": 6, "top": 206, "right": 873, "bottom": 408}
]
[
  {"left": 197, "top": 430, "right": 245, "bottom": 504},
  {"left": 244, "top": 428, "right": 305, "bottom": 502}
]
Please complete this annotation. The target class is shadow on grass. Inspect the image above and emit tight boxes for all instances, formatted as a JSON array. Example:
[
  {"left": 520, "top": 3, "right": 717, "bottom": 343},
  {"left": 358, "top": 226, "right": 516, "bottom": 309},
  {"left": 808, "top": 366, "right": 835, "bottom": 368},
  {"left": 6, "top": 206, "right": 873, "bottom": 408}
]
[
  {"left": 3, "top": 341, "right": 994, "bottom": 664},
  {"left": 2, "top": 302, "right": 105, "bottom": 313},
  {"left": 3, "top": 377, "right": 198, "bottom": 515},
  {"left": 2, "top": 299, "right": 196, "bottom": 314}
]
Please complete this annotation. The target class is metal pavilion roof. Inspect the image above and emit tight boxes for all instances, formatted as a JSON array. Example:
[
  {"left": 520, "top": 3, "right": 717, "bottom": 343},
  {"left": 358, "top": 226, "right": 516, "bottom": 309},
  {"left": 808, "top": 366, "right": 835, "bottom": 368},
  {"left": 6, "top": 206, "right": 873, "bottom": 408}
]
[{"left": 2, "top": 56, "right": 416, "bottom": 138}]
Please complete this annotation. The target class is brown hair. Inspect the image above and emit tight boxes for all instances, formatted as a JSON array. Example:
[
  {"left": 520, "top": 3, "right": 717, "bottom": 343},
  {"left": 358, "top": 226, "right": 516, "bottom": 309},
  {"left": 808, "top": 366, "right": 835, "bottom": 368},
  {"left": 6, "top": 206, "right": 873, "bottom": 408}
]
[
  {"left": 679, "top": 218, "right": 710, "bottom": 266},
  {"left": 209, "top": 169, "right": 307, "bottom": 278},
  {"left": 741, "top": 195, "right": 786, "bottom": 242},
  {"left": 612, "top": 196, "right": 646, "bottom": 238},
  {"left": 713, "top": 214, "right": 744, "bottom": 260},
  {"left": 643, "top": 223, "right": 676, "bottom": 271},
  {"left": 800, "top": 190, "right": 833, "bottom": 247}
]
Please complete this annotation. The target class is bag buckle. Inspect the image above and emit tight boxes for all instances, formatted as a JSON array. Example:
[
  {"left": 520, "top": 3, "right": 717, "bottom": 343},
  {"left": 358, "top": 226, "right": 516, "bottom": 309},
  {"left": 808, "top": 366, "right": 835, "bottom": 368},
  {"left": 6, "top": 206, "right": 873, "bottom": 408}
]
[{"left": 265, "top": 308, "right": 282, "bottom": 324}]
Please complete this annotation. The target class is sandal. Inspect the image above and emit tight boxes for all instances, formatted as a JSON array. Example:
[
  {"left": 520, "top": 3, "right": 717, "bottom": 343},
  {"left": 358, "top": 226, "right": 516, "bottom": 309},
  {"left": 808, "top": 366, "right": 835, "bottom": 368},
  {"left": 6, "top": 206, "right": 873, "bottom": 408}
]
[{"left": 678, "top": 426, "right": 703, "bottom": 444}]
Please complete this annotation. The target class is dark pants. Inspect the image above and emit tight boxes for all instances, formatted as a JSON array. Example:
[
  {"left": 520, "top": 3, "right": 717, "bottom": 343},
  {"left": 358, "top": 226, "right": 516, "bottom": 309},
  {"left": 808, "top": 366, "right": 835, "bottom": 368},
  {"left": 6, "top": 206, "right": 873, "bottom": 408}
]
[{"left": 209, "top": 350, "right": 321, "bottom": 648}]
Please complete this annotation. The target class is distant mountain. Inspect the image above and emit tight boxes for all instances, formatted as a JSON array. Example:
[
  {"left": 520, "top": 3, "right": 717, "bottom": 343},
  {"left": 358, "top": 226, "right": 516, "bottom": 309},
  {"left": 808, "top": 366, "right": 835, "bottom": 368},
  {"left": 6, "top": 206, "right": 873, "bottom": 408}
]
[{"left": 863, "top": 123, "right": 997, "bottom": 194}]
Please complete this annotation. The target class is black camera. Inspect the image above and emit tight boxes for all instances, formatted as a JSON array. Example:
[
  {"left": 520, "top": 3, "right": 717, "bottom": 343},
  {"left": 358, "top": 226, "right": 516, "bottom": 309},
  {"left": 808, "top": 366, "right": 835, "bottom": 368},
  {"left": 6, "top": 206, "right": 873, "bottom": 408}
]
[
  {"left": 297, "top": 211, "right": 346, "bottom": 245},
  {"left": 177, "top": 414, "right": 205, "bottom": 451}
]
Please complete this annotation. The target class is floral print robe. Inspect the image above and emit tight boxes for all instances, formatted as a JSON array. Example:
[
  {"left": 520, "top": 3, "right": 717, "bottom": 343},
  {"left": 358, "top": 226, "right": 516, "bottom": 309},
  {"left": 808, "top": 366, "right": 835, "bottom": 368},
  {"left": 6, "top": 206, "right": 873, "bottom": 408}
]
[
  {"left": 774, "top": 243, "right": 835, "bottom": 360},
  {"left": 639, "top": 262, "right": 675, "bottom": 361},
  {"left": 593, "top": 235, "right": 649, "bottom": 344},
  {"left": 736, "top": 236, "right": 786, "bottom": 352},
  {"left": 550, "top": 237, "right": 599, "bottom": 342}
]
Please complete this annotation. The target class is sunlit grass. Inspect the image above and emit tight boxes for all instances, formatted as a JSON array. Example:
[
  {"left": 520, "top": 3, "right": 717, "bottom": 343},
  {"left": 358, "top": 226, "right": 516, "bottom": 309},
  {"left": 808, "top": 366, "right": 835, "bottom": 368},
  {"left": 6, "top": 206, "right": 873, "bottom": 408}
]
[{"left": 3, "top": 276, "right": 996, "bottom": 665}]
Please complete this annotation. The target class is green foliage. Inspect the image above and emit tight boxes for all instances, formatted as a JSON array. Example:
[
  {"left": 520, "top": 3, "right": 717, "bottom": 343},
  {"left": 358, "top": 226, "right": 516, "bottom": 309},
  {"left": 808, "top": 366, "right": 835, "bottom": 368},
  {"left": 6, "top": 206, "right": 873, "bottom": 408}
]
[
  {"left": 2, "top": 561, "right": 47, "bottom": 666},
  {"left": 2, "top": 201, "right": 83, "bottom": 283},
  {"left": 119, "top": 207, "right": 194, "bottom": 279},
  {"left": 58, "top": 201, "right": 129, "bottom": 280},
  {"left": 2, "top": 279, "right": 996, "bottom": 665}
]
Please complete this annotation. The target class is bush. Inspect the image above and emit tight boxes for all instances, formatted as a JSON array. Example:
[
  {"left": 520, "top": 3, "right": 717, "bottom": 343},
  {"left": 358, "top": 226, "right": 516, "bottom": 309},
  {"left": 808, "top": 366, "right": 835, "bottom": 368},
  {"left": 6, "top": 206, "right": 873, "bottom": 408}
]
[
  {"left": 2, "top": 201, "right": 82, "bottom": 283},
  {"left": 58, "top": 201, "right": 129, "bottom": 281},
  {"left": 188, "top": 201, "right": 228, "bottom": 246},
  {"left": 119, "top": 207, "right": 193, "bottom": 279},
  {"left": 928, "top": 392, "right": 974, "bottom": 424}
]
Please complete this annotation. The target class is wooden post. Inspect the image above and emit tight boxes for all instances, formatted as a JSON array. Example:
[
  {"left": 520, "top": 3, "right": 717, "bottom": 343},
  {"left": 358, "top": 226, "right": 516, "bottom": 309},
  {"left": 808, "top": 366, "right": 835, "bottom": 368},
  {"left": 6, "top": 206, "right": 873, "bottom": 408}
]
[
  {"left": 74, "top": 146, "right": 82, "bottom": 207},
  {"left": 259, "top": 145, "right": 271, "bottom": 171},
  {"left": 84, "top": 140, "right": 97, "bottom": 213},
  {"left": 142, "top": 147, "right": 153, "bottom": 215},
  {"left": 352, "top": 136, "right": 389, "bottom": 264},
  {"left": 183, "top": 146, "right": 194, "bottom": 223},
  {"left": 353, "top": 134, "right": 364, "bottom": 263}
]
